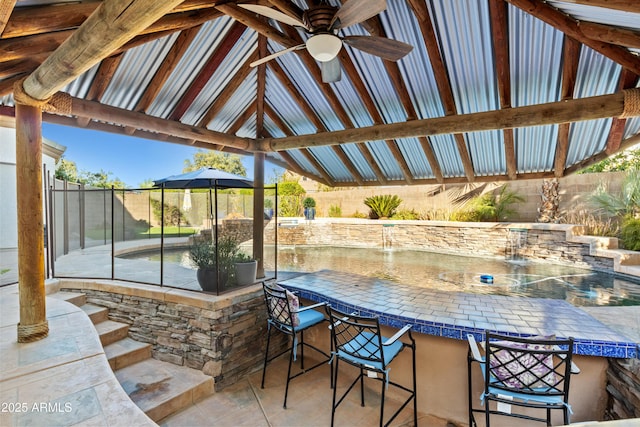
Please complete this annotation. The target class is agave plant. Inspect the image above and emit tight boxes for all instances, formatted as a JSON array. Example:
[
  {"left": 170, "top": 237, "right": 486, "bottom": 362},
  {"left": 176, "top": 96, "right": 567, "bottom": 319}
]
[
  {"left": 589, "top": 169, "right": 640, "bottom": 219},
  {"left": 363, "top": 195, "right": 402, "bottom": 219}
]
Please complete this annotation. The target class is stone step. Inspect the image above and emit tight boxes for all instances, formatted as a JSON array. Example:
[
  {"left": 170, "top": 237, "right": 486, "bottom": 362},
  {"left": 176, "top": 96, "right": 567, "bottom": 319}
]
[
  {"left": 48, "top": 290, "right": 86, "bottom": 307},
  {"left": 104, "top": 337, "right": 152, "bottom": 371},
  {"left": 115, "top": 358, "right": 214, "bottom": 422},
  {"left": 95, "top": 319, "right": 130, "bottom": 346},
  {"left": 81, "top": 303, "right": 109, "bottom": 324}
]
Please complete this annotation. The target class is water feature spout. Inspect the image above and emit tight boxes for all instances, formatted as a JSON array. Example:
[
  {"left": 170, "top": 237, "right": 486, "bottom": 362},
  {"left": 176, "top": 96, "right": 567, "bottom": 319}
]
[
  {"left": 383, "top": 224, "right": 395, "bottom": 251},
  {"left": 506, "top": 228, "right": 528, "bottom": 262}
]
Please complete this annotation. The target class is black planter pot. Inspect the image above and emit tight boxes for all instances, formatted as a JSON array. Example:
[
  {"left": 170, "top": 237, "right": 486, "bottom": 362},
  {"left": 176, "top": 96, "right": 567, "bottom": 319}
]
[{"left": 197, "top": 267, "right": 228, "bottom": 292}]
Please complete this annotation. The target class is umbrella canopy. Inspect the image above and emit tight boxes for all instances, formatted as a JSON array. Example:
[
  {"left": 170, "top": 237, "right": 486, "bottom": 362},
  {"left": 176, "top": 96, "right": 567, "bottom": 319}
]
[{"left": 153, "top": 168, "right": 253, "bottom": 189}]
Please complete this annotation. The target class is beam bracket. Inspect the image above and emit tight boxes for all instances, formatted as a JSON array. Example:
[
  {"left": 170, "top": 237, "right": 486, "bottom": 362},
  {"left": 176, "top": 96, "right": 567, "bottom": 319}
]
[
  {"left": 621, "top": 88, "right": 640, "bottom": 118},
  {"left": 14, "top": 77, "right": 71, "bottom": 114}
]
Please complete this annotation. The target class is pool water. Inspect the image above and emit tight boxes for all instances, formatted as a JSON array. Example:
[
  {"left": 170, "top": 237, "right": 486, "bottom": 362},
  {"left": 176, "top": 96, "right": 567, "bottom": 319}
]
[{"left": 125, "top": 246, "right": 640, "bottom": 307}]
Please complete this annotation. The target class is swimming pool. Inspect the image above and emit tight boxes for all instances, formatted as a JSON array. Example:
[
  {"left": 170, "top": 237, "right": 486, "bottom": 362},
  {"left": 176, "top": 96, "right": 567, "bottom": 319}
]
[{"left": 122, "top": 245, "right": 640, "bottom": 307}]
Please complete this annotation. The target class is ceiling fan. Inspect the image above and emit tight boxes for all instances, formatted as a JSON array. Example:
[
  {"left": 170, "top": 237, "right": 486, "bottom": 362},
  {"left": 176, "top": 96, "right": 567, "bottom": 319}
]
[{"left": 239, "top": 0, "right": 413, "bottom": 82}]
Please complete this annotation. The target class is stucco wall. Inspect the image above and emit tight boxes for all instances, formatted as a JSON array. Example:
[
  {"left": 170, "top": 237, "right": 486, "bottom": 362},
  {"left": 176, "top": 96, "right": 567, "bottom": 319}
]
[
  {"left": 307, "top": 172, "right": 627, "bottom": 222},
  {"left": 0, "top": 124, "right": 62, "bottom": 249}
]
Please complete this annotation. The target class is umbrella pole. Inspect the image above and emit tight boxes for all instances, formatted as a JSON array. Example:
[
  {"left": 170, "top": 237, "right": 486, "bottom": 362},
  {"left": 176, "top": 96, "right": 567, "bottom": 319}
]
[{"left": 209, "top": 187, "right": 214, "bottom": 243}]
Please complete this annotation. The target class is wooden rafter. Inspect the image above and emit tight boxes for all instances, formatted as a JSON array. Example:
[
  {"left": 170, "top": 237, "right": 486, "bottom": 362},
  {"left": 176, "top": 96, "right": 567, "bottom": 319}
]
[
  {"left": 554, "top": 36, "right": 581, "bottom": 177},
  {"left": 579, "top": 21, "right": 640, "bottom": 48},
  {"left": 135, "top": 25, "right": 204, "bottom": 113},
  {"left": 256, "top": 35, "right": 267, "bottom": 138},
  {"left": 557, "top": 0, "right": 640, "bottom": 14},
  {"left": 267, "top": 60, "right": 366, "bottom": 185},
  {"left": 197, "top": 52, "right": 258, "bottom": 128},
  {"left": 215, "top": 4, "right": 298, "bottom": 49},
  {"left": 489, "top": 0, "right": 517, "bottom": 180},
  {"left": 168, "top": 20, "right": 247, "bottom": 121},
  {"left": 280, "top": 25, "right": 389, "bottom": 185},
  {"left": 406, "top": 0, "right": 475, "bottom": 182},
  {"left": 335, "top": 48, "right": 414, "bottom": 184},
  {"left": 506, "top": 0, "right": 640, "bottom": 75}
]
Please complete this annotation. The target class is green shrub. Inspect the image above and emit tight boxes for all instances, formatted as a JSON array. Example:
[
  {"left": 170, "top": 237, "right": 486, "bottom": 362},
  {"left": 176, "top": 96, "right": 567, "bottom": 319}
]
[
  {"left": 561, "top": 209, "right": 620, "bottom": 237},
  {"left": 454, "top": 185, "right": 524, "bottom": 222},
  {"left": 352, "top": 210, "right": 368, "bottom": 219},
  {"left": 150, "top": 198, "right": 188, "bottom": 227},
  {"left": 302, "top": 197, "right": 316, "bottom": 208},
  {"left": 620, "top": 216, "right": 640, "bottom": 250},
  {"left": 391, "top": 209, "right": 422, "bottom": 220},
  {"left": 279, "top": 195, "right": 302, "bottom": 217},
  {"left": 364, "top": 195, "right": 402, "bottom": 219},
  {"left": 328, "top": 204, "right": 342, "bottom": 217},
  {"left": 589, "top": 169, "right": 640, "bottom": 218}
]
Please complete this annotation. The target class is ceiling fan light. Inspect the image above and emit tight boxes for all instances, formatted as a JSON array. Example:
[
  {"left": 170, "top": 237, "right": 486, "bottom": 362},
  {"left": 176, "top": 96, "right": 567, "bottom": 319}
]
[{"left": 306, "top": 34, "right": 342, "bottom": 62}]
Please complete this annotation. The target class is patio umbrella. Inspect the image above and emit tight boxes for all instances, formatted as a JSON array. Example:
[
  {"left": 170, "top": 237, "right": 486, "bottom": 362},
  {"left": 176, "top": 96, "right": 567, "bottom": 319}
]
[
  {"left": 153, "top": 168, "right": 254, "bottom": 241},
  {"left": 153, "top": 167, "right": 253, "bottom": 190}
]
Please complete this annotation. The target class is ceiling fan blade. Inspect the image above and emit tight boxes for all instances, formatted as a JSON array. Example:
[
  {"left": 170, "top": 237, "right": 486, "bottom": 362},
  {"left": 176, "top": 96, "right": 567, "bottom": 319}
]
[
  {"left": 250, "top": 44, "right": 306, "bottom": 67},
  {"left": 239, "top": 4, "right": 306, "bottom": 28},
  {"left": 343, "top": 35, "right": 413, "bottom": 61},
  {"left": 330, "top": 0, "right": 386, "bottom": 30},
  {"left": 322, "top": 58, "right": 341, "bottom": 83}
]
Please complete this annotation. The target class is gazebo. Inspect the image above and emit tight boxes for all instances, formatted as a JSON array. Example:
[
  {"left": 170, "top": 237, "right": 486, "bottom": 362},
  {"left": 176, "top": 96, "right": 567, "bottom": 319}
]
[{"left": 1, "top": 0, "right": 639, "bottom": 344}]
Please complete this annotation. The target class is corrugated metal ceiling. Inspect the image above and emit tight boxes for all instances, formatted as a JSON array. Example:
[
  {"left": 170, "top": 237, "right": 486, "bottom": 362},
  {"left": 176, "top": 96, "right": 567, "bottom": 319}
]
[{"left": 2, "top": 0, "right": 639, "bottom": 186}]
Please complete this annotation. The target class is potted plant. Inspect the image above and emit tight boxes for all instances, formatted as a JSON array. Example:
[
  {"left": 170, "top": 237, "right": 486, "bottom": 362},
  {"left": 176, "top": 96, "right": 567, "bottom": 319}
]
[
  {"left": 303, "top": 196, "right": 316, "bottom": 220},
  {"left": 233, "top": 252, "right": 257, "bottom": 286},
  {"left": 264, "top": 198, "right": 274, "bottom": 219},
  {"left": 189, "top": 236, "right": 238, "bottom": 292}
]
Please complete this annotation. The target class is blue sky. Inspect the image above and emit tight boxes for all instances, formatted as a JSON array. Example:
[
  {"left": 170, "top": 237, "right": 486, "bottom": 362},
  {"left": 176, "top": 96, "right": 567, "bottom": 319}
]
[{"left": 42, "top": 123, "right": 283, "bottom": 188}]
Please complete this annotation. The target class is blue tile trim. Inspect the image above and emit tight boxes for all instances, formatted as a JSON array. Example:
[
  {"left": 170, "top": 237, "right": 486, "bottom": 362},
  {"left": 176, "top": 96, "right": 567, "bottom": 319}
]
[{"left": 279, "top": 271, "right": 639, "bottom": 360}]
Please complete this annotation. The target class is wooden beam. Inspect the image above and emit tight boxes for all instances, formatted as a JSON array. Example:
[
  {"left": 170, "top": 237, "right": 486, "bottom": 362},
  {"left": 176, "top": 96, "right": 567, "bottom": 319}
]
[
  {"left": 0, "top": 0, "right": 16, "bottom": 35},
  {"left": 506, "top": 0, "right": 640, "bottom": 75},
  {"left": 2, "top": 2, "right": 97, "bottom": 39},
  {"left": 34, "top": 111, "right": 250, "bottom": 155},
  {"left": 2, "top": 0, "right": 219, "bottom": 39},
  {"left": 15, "top": 102, "right": 48, "bottom": 342},
  {"left": 260, "top": 89, "right": 640, "bottom": 151},
  {"left": 579, "top": 21, "right": 640, "bottom": 49},
  {"left": 556, "top": 0, "right": 640, "bottom": 14},
  {"left": 0, "top": 8, "right": 220, "bottom": 64},
  {"left": 22, "top": 0, "right": 185, "bottom": 101},
  {"left": 66, "top": 96, "right": 253, "bottom": 150},
  {"left": 169, "top": 21, "right": 246, "bottom": 121},
  {"left": 0, "top": 30, "right": 71, "bottom": 63}
]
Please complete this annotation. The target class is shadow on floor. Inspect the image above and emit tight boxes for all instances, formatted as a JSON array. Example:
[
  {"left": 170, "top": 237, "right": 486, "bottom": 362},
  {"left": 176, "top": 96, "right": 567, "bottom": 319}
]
[{"left": 160, "top": 354, "right": 452, "bottom": 427}]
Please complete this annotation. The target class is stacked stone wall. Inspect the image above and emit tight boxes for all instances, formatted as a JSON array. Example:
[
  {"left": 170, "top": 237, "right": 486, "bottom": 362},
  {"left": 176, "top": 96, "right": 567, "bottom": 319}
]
[
  {"left": 65, "top": 286, "right": 284, "bottom": 390},
  {"left": 264, "top": 220, "right": 616, "bottom": 272},
  {"left": 605, "top": 358, "right": 640, "bottom": 420}
]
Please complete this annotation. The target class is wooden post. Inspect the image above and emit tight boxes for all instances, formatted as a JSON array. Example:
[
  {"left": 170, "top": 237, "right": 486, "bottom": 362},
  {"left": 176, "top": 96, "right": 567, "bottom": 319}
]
[
  {"left": 15, "top": 102, "right": 48, "bottom": 342},
  {"left": 253, "top": 152, "right": 265, "bottom": 279}
]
